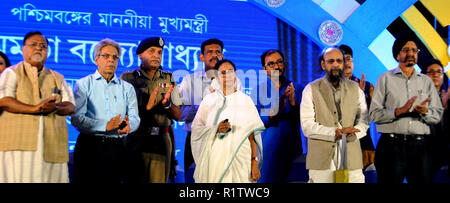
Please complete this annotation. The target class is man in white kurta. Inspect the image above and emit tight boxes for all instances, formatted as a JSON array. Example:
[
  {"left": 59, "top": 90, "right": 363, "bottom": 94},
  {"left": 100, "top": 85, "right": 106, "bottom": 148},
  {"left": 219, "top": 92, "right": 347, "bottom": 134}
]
[
  {"left": 0, "top": 31, "right": 75, "bottom": 183},
  {"left": 301, "top": 81, "right": 369, "bottom": 182},
  {"left": 300, "top": 47, "right": 369, "bottom": 183},
  {"left": 0, "top": 67, "right": 74, "bottom": 183},
  {"left": 191, "top": 88, "right": 264, "bottom": 183}
]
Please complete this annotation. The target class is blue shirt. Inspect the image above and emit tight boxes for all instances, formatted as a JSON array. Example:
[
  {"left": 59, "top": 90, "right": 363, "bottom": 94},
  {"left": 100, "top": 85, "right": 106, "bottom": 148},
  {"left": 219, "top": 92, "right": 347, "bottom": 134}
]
[
  {"left": 256, "top": 78, "right": 303, "bottom": 133},
  {"left": 72, "top": 70, "right": 140, "bottom": 136}
]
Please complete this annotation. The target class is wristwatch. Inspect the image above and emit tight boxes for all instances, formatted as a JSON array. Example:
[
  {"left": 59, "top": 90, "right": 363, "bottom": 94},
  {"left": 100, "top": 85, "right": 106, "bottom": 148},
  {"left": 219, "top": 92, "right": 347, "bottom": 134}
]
[{"left": 164, "top": 102, "right": 172, "bottom": 109}]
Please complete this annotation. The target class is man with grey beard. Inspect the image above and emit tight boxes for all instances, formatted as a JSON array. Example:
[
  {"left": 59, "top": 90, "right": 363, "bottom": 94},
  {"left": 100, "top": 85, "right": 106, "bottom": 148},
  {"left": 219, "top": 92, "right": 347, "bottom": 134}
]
[
  {"left": 300, "top": 46, "right": 369, "bottom": 183},
  {"left": 0, "top": 31, "right": 75, "bottom": 183},
  {"left": 369, "top": 34, "right": 443, "bottom": 183}
]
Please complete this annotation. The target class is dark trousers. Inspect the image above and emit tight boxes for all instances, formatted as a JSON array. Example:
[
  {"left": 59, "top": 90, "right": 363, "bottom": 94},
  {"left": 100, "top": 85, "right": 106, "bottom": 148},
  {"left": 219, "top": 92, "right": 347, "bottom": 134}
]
[
  {"left": 184, "top": 132, "right": 194, "bottom": 182},
  {"left": 375, "top": 133, "right": 434, "bottom": 183},
  {"left": 73, "top": 133, "right": 129, "bottom": 183},
  {"left": 259, "top": 150, "right": 295, "bottom": 183}
]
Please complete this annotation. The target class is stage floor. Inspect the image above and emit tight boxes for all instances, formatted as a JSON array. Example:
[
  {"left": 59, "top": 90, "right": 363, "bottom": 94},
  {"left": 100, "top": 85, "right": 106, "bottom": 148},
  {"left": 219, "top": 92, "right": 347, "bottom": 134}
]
[{"left": 67, "top": 153, "right": 450, "bottom": 183}]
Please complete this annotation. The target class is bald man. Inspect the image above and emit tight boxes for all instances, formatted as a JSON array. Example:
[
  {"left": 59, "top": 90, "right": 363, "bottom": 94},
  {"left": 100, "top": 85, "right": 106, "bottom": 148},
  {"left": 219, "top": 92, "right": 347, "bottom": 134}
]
[{"left": 300, "top": 46, "right": 369, "bottom": 183}]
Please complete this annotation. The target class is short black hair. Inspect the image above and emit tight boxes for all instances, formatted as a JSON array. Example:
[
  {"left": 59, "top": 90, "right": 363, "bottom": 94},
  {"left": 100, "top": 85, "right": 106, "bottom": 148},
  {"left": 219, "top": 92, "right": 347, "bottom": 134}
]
[
  {"left": 318, "top": 46, "right": 345, "bottom": 64},
  {"left": 260, "top": 49, "right": 285, "bottom": 67},
  {"left": 214, "top": 59, "right": 236, "bottom": 71},
  {"left": 339, "top": 44, "right": 353, "bottom": 57},
  {"left": 23, "top": 31, "right": 49, "bottom": 45},
  {"left": 201, "top": 38, "right": 224, "bottom": 54},
  {"left": 0, "top": 51, "right": 11, "bottom": 67},
  {"left": 422, "top": 58, "right": 444, "bottom": 74},
  {"left": 422, "top": 58, "right": 448, "bottom": 92}
]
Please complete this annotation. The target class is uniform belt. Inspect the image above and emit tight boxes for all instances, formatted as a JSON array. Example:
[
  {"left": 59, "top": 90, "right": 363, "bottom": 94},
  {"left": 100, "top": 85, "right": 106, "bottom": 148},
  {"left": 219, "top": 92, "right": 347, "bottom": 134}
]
[
  {"left": 79, "top": 133, "right": 124, "bottom": 143},
  {"left": 144, "top": 126, "right": 170, "bottom": 136},
  {"left": 384, "top": 133, "right": 428, "bottom": 141}
]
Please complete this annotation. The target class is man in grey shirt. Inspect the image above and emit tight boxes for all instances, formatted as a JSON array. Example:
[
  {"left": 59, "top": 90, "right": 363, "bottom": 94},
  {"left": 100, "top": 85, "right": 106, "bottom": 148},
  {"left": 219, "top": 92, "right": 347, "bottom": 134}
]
[{"left": 369, "top": 34, "right": 443, "bottom": 183}]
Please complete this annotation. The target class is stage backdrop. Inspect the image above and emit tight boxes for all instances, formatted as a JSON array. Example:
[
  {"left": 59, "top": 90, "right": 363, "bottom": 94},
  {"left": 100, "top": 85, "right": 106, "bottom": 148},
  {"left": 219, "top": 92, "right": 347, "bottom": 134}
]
[{"left": 0, "top": 0, "right": 279, "bottom": 174}]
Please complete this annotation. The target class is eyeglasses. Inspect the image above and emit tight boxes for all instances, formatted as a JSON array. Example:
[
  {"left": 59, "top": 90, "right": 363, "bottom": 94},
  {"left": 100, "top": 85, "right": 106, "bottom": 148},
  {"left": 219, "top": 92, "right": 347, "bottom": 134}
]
[
  {"left": 218, "top": 69, "right": 235, "bottom": 75},
  {"left": 326, "top": 59, "right": 344, "bottom": 64},
  {"left": 25, "top": 43, "right": 48, "bottom": 49},
  {"left": 344, "top": 56, "right": 353, "bottom": 62},
  {"left": 265, "top": 59, "right": 284, "bottom": 68},
  {"left": 99, "top": 54, "right": 120, "bottom": 61},
  {"left": 400, "top": 48, "right": 420, "bottom": 54},
  {"left": 427, "top": 70, "right": 443, "bottom": 75}
]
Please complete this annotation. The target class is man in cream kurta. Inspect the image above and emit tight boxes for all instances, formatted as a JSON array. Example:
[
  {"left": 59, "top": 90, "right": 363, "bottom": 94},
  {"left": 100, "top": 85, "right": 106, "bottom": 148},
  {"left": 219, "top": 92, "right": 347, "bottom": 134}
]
[
  {"left": 300, "top": 47, "right": 369, "bottom": 183},
  {"left": 0, "top": 31, "right": 75, "bottom": 183}
]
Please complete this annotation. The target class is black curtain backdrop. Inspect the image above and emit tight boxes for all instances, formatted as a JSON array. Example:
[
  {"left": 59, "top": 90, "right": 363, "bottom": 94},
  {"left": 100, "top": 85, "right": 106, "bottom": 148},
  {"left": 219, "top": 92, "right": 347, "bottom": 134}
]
[{"left": 277, "top": 19, "right": 323, "bottom": 87}]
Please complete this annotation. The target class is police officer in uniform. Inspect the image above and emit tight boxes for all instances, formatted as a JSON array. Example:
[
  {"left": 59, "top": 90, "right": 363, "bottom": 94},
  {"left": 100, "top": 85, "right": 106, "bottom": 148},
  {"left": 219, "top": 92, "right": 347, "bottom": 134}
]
[{"left": 121, "top": 37, "right": 182, "bottom": 183}]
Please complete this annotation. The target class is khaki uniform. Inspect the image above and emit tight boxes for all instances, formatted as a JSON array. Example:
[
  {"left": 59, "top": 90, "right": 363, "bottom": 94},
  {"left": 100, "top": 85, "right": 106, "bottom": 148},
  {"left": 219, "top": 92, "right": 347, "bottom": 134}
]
[{"left": 121, "top": 67, "right": 182, "bottom": 183}]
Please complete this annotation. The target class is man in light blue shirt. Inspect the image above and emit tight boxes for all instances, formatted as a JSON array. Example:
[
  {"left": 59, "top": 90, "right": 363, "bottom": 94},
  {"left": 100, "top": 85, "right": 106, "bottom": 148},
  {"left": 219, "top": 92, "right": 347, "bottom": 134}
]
[{"left": 71, "top": 38, "right": 140, "bottom": 183}]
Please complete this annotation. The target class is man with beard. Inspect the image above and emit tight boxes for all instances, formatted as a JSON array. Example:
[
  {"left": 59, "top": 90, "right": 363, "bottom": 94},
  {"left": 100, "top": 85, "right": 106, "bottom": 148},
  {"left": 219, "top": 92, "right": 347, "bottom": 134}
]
[
  {"left": 0, "top": 31, "right": 75, "bottom": 182},
  {"left": 121, "top": 37, "right": 182, "bottom": 183},
  {"left": 369, "top": 34, "right": 443, "bottom": 183},
  {"left": 256, "top": 49, "right": 304, "bottom": 183},
  {"left": 300, "top": 46, "right": 369, "bottom": 183}
]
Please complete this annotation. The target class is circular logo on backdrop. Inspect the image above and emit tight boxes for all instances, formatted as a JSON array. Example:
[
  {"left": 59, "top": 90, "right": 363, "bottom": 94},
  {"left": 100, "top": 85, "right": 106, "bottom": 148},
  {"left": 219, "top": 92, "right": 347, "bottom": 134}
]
[
  {"left": 265, "top": 0, "right": 285, "bottom": 7},
  {"left": 318, "top": 20, "right": 343, "bottom": 46}
]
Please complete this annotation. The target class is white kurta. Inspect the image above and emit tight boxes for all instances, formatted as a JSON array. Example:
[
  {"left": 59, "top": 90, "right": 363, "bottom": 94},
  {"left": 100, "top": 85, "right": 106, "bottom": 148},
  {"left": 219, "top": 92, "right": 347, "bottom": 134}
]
[
  {"left": 191, "top": 90, "right": 264, "bottom": 183},
  {"left": 300, "top": 83, "right": 369, "bottom": 183},
  {"left": 0, "top": 68, "right": 75, "bottom": 183}
]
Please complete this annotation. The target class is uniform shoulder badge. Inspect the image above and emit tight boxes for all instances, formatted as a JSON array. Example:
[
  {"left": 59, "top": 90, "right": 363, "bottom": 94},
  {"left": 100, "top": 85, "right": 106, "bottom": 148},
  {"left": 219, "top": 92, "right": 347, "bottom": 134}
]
[
  {"left": 159, "top": 37, "right": 164, "bottom": 47},
  {"left": 119, "top": 70, "right": 134, "bottom": 79},
  {"left": 160, "top": 69, "right": 173, "bottom": 77}
]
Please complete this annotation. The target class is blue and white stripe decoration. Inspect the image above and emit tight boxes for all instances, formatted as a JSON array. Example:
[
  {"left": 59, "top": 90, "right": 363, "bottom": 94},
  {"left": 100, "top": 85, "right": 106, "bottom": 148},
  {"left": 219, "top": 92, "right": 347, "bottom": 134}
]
[{"left": 248, "top": 0, "right": 418, "bottom": 85}]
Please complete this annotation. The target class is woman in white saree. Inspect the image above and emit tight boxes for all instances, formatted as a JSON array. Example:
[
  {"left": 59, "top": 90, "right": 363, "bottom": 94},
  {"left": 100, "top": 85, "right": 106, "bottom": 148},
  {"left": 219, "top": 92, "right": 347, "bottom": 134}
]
[{"left": 191, "top": 59, "right": 265, "bottom": 183}]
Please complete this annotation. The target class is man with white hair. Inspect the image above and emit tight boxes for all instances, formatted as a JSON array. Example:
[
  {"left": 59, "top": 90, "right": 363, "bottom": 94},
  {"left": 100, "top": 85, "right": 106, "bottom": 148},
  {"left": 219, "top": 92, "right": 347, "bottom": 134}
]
[{"left": 72, "top": 38, "right": 140, "bottom": 183}]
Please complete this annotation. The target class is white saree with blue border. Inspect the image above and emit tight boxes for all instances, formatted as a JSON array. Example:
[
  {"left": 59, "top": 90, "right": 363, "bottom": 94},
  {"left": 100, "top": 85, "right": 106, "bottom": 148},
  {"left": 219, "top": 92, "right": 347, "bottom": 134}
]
[{"left": 191, "top": 89, "right": 264, "bottom": 183}]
